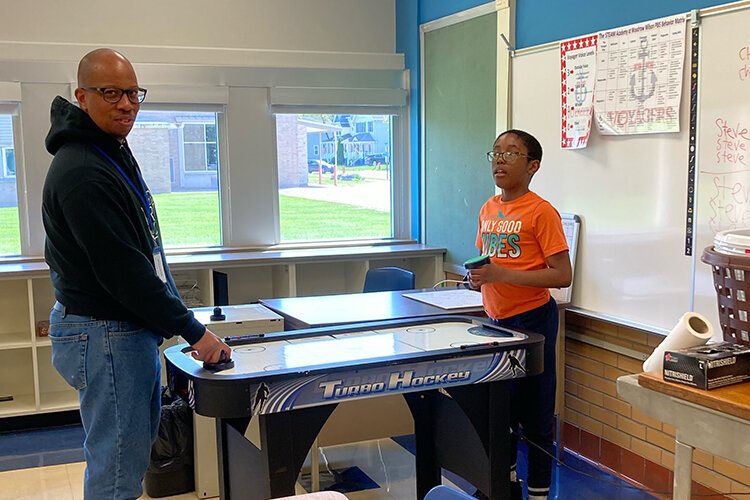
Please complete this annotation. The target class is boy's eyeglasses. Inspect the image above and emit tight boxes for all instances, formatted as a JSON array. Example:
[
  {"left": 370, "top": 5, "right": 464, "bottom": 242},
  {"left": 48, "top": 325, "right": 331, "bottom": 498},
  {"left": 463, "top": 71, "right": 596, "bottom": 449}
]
[
  {"left": 486, "top": 151, "right": 533, "bottom": 163},
  {"left": 81, "top": 86, "right": 148, "bottom": 104}
]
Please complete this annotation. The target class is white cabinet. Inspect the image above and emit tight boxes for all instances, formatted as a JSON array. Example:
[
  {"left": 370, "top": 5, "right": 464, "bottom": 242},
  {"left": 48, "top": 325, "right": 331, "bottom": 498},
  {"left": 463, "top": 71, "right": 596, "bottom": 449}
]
[
  {"left": 0, "top": 348, "right": 36, "bottom": 416},
  {"left": 0, "top": 264, "right": 62, "bottom": 418},
  {"left": 0, "top": 244, "right": 444, "bottom": 419},
  {"left": 0, "top": 279, "right": 32, "bottom": 349}
]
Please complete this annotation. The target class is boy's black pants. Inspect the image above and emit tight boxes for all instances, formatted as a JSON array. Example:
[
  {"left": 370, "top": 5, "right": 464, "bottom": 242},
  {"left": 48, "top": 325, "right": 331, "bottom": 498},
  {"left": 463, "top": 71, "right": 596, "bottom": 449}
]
[{"left": 489, "top": 297, "right": 558, "bottom": 496}]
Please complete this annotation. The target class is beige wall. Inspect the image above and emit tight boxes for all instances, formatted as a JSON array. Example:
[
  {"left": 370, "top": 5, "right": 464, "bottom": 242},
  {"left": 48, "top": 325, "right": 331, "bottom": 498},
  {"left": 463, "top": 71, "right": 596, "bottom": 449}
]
[
  {"left": 0, "top": 0, "right": 395, "bottom": 55},
  {"left": 0, "top": 1, "right": 405, "bottom": 255}
]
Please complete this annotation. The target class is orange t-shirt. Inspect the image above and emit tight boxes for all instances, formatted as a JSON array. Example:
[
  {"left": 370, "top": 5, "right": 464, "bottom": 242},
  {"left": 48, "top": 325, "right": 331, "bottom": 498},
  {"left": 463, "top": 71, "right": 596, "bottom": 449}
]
[{"left": 475, "top": 191, "right": 568, "bottom": 320}]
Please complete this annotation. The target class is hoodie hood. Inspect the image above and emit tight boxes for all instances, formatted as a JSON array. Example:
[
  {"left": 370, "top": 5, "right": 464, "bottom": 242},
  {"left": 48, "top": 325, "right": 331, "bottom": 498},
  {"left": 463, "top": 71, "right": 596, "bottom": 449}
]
[{"left": 45, "top": 96, "right": 120, "bottom": 155}]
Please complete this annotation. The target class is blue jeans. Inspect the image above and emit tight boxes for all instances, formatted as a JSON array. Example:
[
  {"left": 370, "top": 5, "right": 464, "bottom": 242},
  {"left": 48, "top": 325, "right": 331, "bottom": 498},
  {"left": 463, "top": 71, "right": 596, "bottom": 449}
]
[
  {"left": 49, "top": 302, "right": 162, "bottom": 500},
  {"left": 490, "top": 297, "right": 558, "bottom": 496}
]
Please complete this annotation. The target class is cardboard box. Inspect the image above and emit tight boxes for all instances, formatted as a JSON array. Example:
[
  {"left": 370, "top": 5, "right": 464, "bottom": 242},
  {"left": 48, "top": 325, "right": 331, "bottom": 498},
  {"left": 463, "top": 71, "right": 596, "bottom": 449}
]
[
  {"left": 36, "top": 320, "right": 50, "bottom": 337},
  {"left": 663, "top": 342, "right": 750, "bottom": 390}
]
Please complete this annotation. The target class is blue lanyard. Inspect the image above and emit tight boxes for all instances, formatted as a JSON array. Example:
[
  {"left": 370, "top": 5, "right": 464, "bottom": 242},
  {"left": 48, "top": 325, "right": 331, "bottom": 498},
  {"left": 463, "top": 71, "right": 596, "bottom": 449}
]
[{"left": 92, "top": 144, "right": 156, "bottom": 234}]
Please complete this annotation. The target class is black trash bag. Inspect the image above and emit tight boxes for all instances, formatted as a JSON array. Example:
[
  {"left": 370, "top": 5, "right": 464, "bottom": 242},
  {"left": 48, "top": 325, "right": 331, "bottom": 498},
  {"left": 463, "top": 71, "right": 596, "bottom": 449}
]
[
  {"left": 144, "top": 397, "right": 194, "bottom": 498},
  {"left": 159, "top": 385, "right": 176, "bottom": 406}
]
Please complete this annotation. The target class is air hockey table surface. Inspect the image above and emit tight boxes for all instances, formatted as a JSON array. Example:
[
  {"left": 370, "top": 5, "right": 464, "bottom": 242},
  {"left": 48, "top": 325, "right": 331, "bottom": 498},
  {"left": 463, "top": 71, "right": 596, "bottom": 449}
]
[{"left": 165, "top": 315, "right": 542, "bottom": 418}]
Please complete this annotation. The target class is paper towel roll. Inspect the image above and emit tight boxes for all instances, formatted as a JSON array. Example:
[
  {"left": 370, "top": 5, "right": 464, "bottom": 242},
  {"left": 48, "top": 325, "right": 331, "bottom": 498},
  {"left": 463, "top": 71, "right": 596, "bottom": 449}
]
[{"left": 642, "top": 312, "right": 715, "bottom": 373}]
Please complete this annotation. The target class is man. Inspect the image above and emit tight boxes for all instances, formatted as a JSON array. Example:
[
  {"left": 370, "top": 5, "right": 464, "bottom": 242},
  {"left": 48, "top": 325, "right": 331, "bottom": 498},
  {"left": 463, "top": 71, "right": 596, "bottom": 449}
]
[{"left": 42, "top": 48, "right": 231, "bottom": 499}]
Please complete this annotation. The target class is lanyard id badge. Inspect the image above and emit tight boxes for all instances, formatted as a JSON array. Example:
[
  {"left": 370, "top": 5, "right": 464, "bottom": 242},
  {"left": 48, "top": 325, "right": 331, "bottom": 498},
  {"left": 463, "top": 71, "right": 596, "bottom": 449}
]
[
  {"left": 153, "top": 246, "right": 168, "bottom": 283},
  {"left": 143, "top": 190, "right": 159, "bottom": 243},
  {"left": 92, "top": 144, "right": 158, "bottom": 241},
  {"left": 93, "top": 145, "right": 165, "bottom": 281}
]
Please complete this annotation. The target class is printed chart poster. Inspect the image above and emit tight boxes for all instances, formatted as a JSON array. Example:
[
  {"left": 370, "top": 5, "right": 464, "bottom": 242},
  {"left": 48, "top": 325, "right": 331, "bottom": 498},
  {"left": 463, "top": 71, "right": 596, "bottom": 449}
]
[
  {"left": 560, "top": 35, "right": 598, "bottom": 149},
  {"left": 594, "top": 15, "right": 686, "bottom": 135}
]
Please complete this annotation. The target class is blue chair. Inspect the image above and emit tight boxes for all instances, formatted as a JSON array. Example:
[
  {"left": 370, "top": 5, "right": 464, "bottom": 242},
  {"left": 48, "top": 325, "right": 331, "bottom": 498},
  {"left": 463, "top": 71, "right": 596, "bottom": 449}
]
[
  {"left": 424, "top": 485, "right": 475, "bottom": 500},
  {"left": 363, "top": 266, "right": 415, "bottom": 292}
]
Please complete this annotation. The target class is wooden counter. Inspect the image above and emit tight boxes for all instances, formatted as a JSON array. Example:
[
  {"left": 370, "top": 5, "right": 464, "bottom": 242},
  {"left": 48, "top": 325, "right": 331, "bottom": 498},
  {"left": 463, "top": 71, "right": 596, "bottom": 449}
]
[{"left": 618, "top": 373, "right": 750, "bottom": 499}]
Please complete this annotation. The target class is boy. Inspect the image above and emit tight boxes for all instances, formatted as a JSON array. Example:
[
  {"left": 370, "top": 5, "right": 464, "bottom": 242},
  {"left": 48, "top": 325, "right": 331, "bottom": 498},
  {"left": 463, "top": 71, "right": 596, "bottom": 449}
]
[{"left": 468, "top": 129, "right": 572, "bottom": 500}]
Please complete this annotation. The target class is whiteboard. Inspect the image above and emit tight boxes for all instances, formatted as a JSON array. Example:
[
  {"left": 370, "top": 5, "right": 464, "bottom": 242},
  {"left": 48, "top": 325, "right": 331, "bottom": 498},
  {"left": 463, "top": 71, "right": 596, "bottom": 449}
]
[
  {"left": 511, "top": 31, "right": 694, "bottom": 333},
  {"left": 693, "top": 6, "right": 750, "bottom": 334}
]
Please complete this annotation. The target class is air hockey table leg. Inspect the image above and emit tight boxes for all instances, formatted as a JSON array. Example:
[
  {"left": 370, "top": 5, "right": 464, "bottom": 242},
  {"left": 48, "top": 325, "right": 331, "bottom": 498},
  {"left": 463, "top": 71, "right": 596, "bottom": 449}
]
[
  {"left": 403, "top": 391, "right": 442, "bottom": 499},
  {"left": 486, "top": 382, "right": 511, "bottom": 500},
  {"left": 216, "top": 405, "right": 338, "bottom": 500},
  {"left": 216, "top": 417, "right": 260, "bottom": 500},
  {"left": 405, "top": 382, "right": 512, "bottom": 500},
  {"left": 443, "top": 383, "right": 511, "bottom": 500}
]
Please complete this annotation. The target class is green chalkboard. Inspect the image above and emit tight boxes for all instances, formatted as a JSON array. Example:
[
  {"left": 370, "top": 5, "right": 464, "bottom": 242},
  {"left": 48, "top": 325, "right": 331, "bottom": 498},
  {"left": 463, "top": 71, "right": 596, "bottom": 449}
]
[{"left": 423, "top": 12, "right": 497, "bottom": 271}]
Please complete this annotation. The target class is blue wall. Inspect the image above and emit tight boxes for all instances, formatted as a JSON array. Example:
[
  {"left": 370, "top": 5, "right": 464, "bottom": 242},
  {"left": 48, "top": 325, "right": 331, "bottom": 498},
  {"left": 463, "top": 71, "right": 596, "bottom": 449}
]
[
  {"left": 516, "top": 0, "right": 729, "bottom": 48},
  {"left": 396, "top": 0, "right": 735, "bottom": 241},
  {"left": 396, "top": 0, "right": 492, "bottom": 239},
  {"left": 395, "top": 0, "right": 420, "bottom": 239},
  {"left": 417, "top": 0, "right": 489, "bottom": 24}
]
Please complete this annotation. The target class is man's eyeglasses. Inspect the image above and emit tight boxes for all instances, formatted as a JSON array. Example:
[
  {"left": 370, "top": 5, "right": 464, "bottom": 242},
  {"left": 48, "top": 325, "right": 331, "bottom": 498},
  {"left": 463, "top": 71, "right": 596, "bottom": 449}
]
[
  {"left": 81, "top": 87, "right": 147, "bottom": 104},
  {"left": 486, "top": 151, "right": 534, "bottom": 163}
]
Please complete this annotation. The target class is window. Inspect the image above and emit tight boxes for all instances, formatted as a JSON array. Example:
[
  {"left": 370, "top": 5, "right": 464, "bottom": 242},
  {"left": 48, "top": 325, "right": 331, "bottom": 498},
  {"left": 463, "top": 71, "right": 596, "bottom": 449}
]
[
  {"left": 129, "top": 109, "right": 223, "bottom": 249},
  {"left": 1, "top": 147, "right": 14, "bottom": 177},
  {"left": 275, "top": 113, "right": 393, "bottom": 242},
  {"left": 183, "top": 123, "right": 218, "bottom": 172},
  {"left": 0, "top": 112, "right": 20, "bottom": 256}
]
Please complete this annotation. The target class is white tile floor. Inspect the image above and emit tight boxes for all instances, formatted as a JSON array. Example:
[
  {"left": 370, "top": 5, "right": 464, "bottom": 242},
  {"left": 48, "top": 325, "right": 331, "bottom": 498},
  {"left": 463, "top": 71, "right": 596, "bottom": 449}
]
[
  {"left": 0, "top": 438, "right": 443, "bottom": 500},
  {"left": 0, "top": 461, "right": 196, "bottom": 500}
]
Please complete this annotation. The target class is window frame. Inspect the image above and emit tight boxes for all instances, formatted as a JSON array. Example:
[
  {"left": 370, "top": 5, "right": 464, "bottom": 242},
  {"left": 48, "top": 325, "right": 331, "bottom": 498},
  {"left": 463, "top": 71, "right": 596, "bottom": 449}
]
[
  {"left": 132, "top": 104, "right": 228, "bottom": 250},
  {"left": 0, "top": 65, "right": 408, "bottom": 260},
  {"left": 182, "top": 122, "right": 219, "bottom": 173},
  {"left": 271, "top": 106, "right": 409, "bottom": 243},
  {"left": 0, "top": 102, "right": 22, "bottom": 256}
]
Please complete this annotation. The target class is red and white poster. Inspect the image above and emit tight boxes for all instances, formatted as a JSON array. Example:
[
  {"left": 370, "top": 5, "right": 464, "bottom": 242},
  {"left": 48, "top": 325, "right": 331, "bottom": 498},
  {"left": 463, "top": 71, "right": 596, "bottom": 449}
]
[
  {"left": 594, "top": 15, "right": 687, "bottom": 135},
  {"left": 560, "top": 35, "right": 598, "bottom": 149}
]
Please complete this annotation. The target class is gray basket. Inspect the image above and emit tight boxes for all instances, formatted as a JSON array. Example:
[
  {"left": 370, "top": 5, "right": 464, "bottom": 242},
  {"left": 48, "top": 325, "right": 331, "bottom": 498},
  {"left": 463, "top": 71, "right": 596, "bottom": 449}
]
[{"left": 702, "top": 246, "right": 750, "bottom": 347}]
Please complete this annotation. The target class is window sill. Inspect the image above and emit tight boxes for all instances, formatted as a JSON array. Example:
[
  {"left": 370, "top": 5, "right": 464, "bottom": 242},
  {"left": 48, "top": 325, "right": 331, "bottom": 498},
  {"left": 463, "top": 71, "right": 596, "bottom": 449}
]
[{"left": 0, "top": 241, "right": 445, "bottom": 277}]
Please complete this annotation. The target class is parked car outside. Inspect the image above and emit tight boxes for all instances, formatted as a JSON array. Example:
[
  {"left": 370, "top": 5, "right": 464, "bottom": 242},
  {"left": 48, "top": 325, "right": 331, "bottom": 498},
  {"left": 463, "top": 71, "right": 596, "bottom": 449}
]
[
  {"left": 365, "top": 153, "right": 388, "bottom": 166},
  {"left": 307, "top": 159, "right": 334, "bottom": 173}
]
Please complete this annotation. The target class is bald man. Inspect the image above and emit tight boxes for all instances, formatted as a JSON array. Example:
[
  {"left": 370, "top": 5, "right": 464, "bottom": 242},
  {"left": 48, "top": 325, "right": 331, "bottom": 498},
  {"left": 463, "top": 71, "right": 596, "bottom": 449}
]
[{"left": 42, "top": 48, "right": 230, "bottom": 499}]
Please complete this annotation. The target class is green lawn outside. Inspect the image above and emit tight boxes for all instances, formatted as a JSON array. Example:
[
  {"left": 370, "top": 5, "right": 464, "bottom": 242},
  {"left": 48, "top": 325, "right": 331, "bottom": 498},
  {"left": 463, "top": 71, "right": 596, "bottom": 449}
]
[
  {"left": 152, "top": 192, "right": 221, "bottom": 247},
  {"left": 0, "top": 192, "right": 391, "bottom": 255},
  {"left": 279, "top": 195, "right": 390, "bottom": 240},
  {"left": 154, "top": 192, "right": 390, "bottom": 245},
  {"left": 306, "top": 171, "right": 365, "bottom": 186},
  {"left": 307, "top": 167, "right": 390, "bottom": 187},
  {"left": 0, "top": 207, "right": 20, "bottom": 256},
  {"left": 345, "top": 164, "right": 390, "bottom": 172}
]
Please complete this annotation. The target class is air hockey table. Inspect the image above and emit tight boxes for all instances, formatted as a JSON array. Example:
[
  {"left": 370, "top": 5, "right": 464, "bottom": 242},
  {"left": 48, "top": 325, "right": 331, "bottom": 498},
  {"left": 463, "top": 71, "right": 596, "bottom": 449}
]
[{"left": 165, "top": 315, "right": 544, "bottom": 500}]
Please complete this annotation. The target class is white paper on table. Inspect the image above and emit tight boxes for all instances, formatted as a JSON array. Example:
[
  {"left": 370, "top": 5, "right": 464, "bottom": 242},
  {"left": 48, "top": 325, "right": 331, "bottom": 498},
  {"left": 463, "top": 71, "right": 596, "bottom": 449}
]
[{"left": 402, "top": 289, "right": 484, "bottom": 310}]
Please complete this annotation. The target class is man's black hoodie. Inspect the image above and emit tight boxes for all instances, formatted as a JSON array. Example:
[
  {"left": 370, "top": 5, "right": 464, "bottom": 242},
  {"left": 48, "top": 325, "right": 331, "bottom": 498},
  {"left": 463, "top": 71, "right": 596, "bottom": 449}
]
[{"left": 42, "top": 96, "right": 205, "bottom": 344}]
